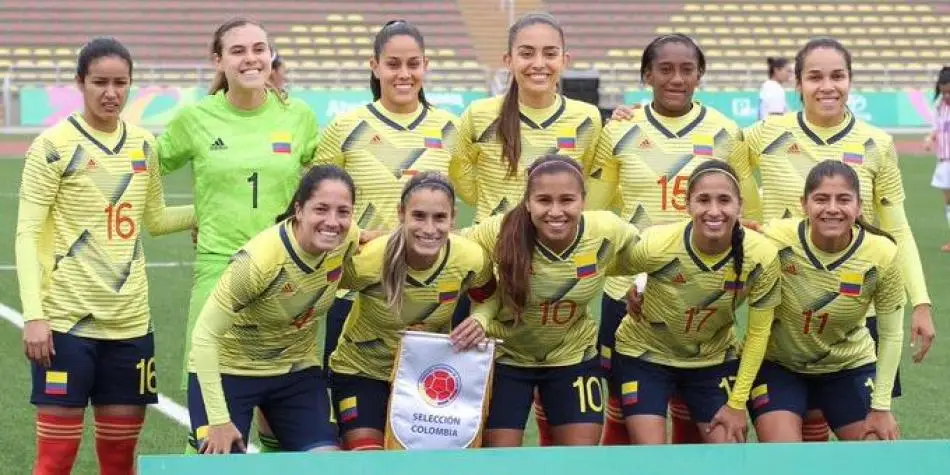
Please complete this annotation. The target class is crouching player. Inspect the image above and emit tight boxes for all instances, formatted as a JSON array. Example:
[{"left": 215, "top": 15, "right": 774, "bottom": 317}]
[
  {"left": 187, "top": 166, "right": 359, "bottom": 453},
  {"left": 751, "top": 160, "right": 903, "bottom": 441}
]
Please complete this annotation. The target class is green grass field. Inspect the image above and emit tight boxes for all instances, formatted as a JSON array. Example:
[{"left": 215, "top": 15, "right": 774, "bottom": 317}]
[{"left": 0, "top": 150, "right": 948, "bottom": 474}]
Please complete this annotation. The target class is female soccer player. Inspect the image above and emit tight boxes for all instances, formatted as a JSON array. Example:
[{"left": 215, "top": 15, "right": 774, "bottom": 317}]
[
  {"left": 759, "top": 57, "right": 793, "bottom": 119},
  {"left": 611, "top": 160, "right": 780, "bottom": 444},
  {"left": 158, "top": 18, "right": 321, "bottom": 452},
  {"left": 16, "top": 37, "right": 195, "bottom": 474},
  {"left": 465, "top": 155, "right": 647, "bottom": 447},
  {"left": 750, "top": 160, "right": 903, "bottom": 442},
  {"left": 586, "top": 33, "right": 761, "bottom": 445},
  {"left": 924, "top": 66, "right": 950, "bottom": 252},
  {"left": 269, "top": 45, "right": 288, "bottom": 91},
  {"left": 452, "top": 12, "right": 603, "bottom": 225},
  {"left": 314, "top": 20, "right": 463, "bottom": 379},
  {"left": 328, "top": 172, "right": 496, "bottom": 451},
  {"left": 742, "top": 37, "right": 935, "bottom": 441},
  {"left": 188, "top": 165, "right": 358, "bottom": 454}
]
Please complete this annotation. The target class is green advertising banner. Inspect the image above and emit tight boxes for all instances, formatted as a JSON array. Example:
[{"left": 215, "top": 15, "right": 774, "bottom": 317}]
[{"left": 18, "top": 87, "right": 488, "bottom": 128}]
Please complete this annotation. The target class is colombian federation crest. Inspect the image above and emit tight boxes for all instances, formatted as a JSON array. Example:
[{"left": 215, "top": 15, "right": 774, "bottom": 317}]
[{"left": 386, "top": 331, "right": 496, "bottom": 450}]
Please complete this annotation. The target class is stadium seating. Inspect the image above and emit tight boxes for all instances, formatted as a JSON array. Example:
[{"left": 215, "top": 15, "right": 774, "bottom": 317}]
[{"left": 0, "top": 1, "right": 947, "bottom": 102}]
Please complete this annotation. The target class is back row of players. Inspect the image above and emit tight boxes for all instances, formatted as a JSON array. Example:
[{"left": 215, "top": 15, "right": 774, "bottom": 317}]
[{"left": 16, "top": 11, "right": 936, "bottom": 473}]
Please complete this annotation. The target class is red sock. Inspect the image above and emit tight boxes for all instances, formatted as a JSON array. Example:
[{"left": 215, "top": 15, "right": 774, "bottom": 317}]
[
  {"left": 802, "top": 414, "right": 831, "bottom": 442},
  {"left": 34, "top": 412, "right": 83, "bottom": 475},
  {"left": 669, "top": 396, "right": 703, "bottom": 444},
  {"left": 533, "top": 392, "right": 553, "bottom": 447},
  {"left": 344, "top": 437, "right": 383, "bottom": 451},
  {"left": 600, "top": 396, "right": 630, "bottom": 445},
  {"left": 95, "top": 413, "right": 144, "bottom": 475}
]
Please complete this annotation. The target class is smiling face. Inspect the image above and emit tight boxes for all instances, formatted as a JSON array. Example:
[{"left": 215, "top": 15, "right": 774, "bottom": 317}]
[
  {"left": 371, "top": 34, "right": 427, "bottom": 112},
  {"left": 644, "top": 41, "right": 702, "bottom": 116},
  {"left": 802, "top": 174, "right": 860, "bottom": 248},
  {"left": 214, "top": 23, "right": 272, "bottom": 92},
  {"left": 797, "top": 47, "right": 851, "bottom": 126},
  {"left": 526, "top": 170, "right": 585, "bottom": 251},
  {"left": 399, "top": 188, "right": 455, "bottom": 266},
  {"left": 294, "top": 179, "right": 354, "bottom": 254},
  {"left": 504, "top": 22, "right": 568, "bottom": 100},
  {"left": 687, "top": 172, "right": 742, "bottom": 247},
  {"left": 77, "top": 55, "right": 131, "bottom": 129}
]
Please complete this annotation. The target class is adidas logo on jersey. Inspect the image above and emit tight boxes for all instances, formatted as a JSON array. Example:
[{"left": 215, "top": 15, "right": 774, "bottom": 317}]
[
  {"left": 210, "top": 137, "right": 227, "bottom": 151},
  {"left": 787, "top": 143, "right": 801, "bottom": 154},
  {"left": 86, "top": 159, "right": 98, "bottom": 170},
  {"left": 783, "top": 263, "right": 798, "bottom": 275},
  {"left": 672, "top": 273, "right": 687, "bottom": 284},
  {"left": 280, "top": 282, "right": 297, "bottom": 296},
  {"left": 369, "top": 134, "right": 382, "bottom": 145},
  {"left": 638, "top": 138, "right": 653, "bottom": 149}
]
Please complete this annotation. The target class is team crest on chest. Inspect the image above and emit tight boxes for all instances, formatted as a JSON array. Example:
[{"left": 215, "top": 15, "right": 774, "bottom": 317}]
[
  {"left": 271, "top": 132, "right": 292, "bottom": 154},
  {"left": 423, "top": 128, "right": 443, "bottom": 149},
  {"left": 437, "top": 279, "right": 460, "bottom": 304},
  {"left": 692, "top": 135, "right": 715, "bottom": 156},
  {"left": 556, "top": 127, "right": 576, "bottom": 150},
  {"left": 326, "top": 254, "right": 343, "bottom": 282},
  {"left": 574, "top": 253, "right": 597, "bottom": 279},
  {"left": 722, "top": 267, "right": 746, "bottom": 292},
  {"left": 842, "top": 143, "right": 864, "bottom": 165},
  {"left": 838, "top": 271, "right": 864, "bottom": 297},
  {"left": 129, "top": 149, "right": 147, "bottom": 173}
]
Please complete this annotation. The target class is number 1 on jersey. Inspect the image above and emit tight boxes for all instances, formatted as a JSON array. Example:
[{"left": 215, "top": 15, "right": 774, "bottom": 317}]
[{"left": 247, "top": 172, "right": 259, "bottom": 209}]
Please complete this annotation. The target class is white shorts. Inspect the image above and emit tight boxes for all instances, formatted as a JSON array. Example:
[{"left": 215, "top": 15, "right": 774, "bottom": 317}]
[{"left": 932, "top": 160, "right": 950, "bottom": 190}]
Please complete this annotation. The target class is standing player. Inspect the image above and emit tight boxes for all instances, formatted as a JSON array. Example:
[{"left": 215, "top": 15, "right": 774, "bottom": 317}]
[
  {"left": 759, "top": 57, "right": 793, "bottom": 119},
  {"left": 923, "top": 66, "right": 950, "bottom": 252},
  {"left": 188, "top": 166, "right": 359, "bottom": 454},
  {"left": 586, "top": 33, "right": 761, "bottom": 445},
  {"left": 269, "top": 45, "right": 288, "bottom": 91},
  {"left": 465, "top": 155, "right": 647, "bottom": 447},
  {"left": 451, "top": 12, "right": 602, "bottom": 224},
  {"left": 16, "top": 37, "right": 195, "bottom": 474},
  {"left": 751, "top": 160, "right": 903, "bottom": 442},
  {"left": 611, "top": 160, "right": 780, "bottom": 444},
  {"left": 313, "top": 20, "right": 462, "bottom": 381},
  {"left": 742, "top": 38, "right": 935, "bottom": 441},
  {"left": 158, "top": 18, "right": 321, "bottom": 452},
  {"left": 328, "top": 173, "right": 496, "bottom": 451}
]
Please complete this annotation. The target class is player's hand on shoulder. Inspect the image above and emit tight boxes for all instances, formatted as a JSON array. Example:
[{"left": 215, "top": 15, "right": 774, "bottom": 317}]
[
  {"left": 359, "top": 228, "right": 386, "bottom": 245},
  {"left": 863, "top": 409, "right": 899, "bottom": 441},
  {"left": 740, "top": 218, "right": 762, "bottom": 233},
  {"left": 23, "top": 320, "right": 54, "bottom": 367},
  {"left": 200, "top": 422, "right": 246, "bottom": 455},
  {"left": 609, "top": 104, "right": 642, "bottom": 122},
  {"left": 449, "top": 318, "right": 486, "bottom": 352}
]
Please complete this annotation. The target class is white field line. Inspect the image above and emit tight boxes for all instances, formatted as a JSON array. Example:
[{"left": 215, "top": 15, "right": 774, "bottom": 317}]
[
  {"left": 0, "top": 192, "right": 194, "bottom": 200},
  {"left": 0, "top": 302, "right": 259, "bottom": 453},
  {"left": 0, "top": 262, "right": 194, "bottom": 271}
]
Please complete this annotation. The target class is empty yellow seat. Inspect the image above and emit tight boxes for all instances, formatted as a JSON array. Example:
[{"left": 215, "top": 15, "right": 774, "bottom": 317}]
[
  {"left": 294, "top": 37, "right": 312, "bottom": 45},
  {"left": 275, "top": 37, "right": 291, "bottom": 44},
  {"left": 310, "top": 25, "right": 328, "bottom": 33},
  {"left": 327, "top": 14, "right": 344, "bottom": 22},
  {"left": 314, "top": 37, "right": 331, "bottom": 45},
  {"left": 345, "top": 14, "right": 364, "bottom": 22},
  {"left": 332, "top": 37, "right": 352, "bottom": 45},
  {"left": 291, "top": 25, "right": 308, "bottom": 33}
]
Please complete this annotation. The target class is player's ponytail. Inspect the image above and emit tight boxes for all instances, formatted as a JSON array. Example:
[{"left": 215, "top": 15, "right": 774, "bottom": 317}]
[
  {"left": 370, "top": 20, "right": 431, "bottom": 110},
  {"left": 209, "top": 18, "right": 287, "bottom": 104},
  {"left": 498, "top": 13, "right": 565, "bottom": 178},
  {"left": 934, "top": 66, "right": 950, "bottom": 101},
  {"left": 495, "top": 155, "right": 584, "bottom": 322},
  {"left": 729, "top": 221, "right": 745, "bottom": 311},
  {"left": 275, "top": 165, "right": 356, "bottom": 224},
  {"left": 804, "top": 160, "right": 896, "bottom": 244},
  {"left": 381, "top": 172, "right": 456, "bottom": 311}
]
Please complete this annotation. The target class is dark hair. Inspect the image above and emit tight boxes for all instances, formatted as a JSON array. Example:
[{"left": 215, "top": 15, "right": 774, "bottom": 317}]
[
  {"left": 271, "top": 44, "right": 283, "bottom": 71},
  {"left": 766, "top": 57, "right": 789, "bottom": 78},
  {"left": 794, "top": 37, "right": 852, "bottom": 101},
  {"left": 640, "top": 34, "right": 706, "bottom": 84},
  {"left": 686, "top": 160, "right": 744, "bottom": 310},
  {"left": 370, "top": 20, "right": 430, "bottom": 110},
  {"left": 934, "top": 66, "right": 950, "bottom": 101},
  {"left": 76, "top": 36, "right": 133, "bottom": 82},
  {"left": 498, "top": 12, "right": 566, "bottom": 178},
  {"left": 803, "top": 160, "right": 895, "bottom": 244},
  {"left": 275, "top": 165, "right": 356, "bottom": 223},
  {"left": 209, "top": 17, "right": 283, "bottom": 100},
  {"left": 382, "top": 172, "right": 456, "bottom": 310},
  {"left": 495, "top": 155, "right": 584, "bottom": 320}
]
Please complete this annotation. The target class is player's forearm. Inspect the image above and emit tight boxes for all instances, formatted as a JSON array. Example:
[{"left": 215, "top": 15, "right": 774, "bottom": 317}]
[
  {"left": 191, "top": 304, "right": 235, "bottom": 425},
  {"left": 145, "top": 204, "right": 196, "bottom": 236},
  {"left": 728, "top": 307, "right": 774, "bottom": 409},
  {"left": 739, "top": 175, "right": 763, "bottom": 223},
  {"left": 871, "top": 307, "right": 904, "bottom": 411},
  {"left": 15, "top": 201, "right": 51, "bottom": 321},
  {"left": 448, "top": 153, "right": 478, "bottom": 206},
  {"left": 878, "top": 205, "right": 931, "bottom": 307}
]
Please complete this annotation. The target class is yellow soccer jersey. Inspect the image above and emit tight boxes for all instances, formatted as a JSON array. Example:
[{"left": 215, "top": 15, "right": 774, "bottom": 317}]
[
  {"left": 314, "top": 102, "right": 459, "bottom": 231},
  {"left": 15, "top": 114, "right": 195, "bottom": 339},
  {"left": 466, "top": 210, "right": 640, "bottom": 368},
  {"left": 762, "top": 219, "right": 905, "bottom": 373},
  {"left": 614, "top": 220, "right": 781, "bottom": 368},
  {"left": 588, "top": 102, "right": 761, "bottom": 300},
  {"left": 189, "top": 219, "right": 359, "bottom": 424},
  {"left": 745, "top": 110, "right": 929, "bottom": 308},
  {"left": 329, "top": 233, "right": 497, "bottom": 381},
  {"left": 452, "top": 94, "right": 602, "bottom": 224}
]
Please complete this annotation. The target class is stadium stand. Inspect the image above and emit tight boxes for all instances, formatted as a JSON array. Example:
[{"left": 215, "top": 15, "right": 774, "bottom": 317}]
[{"left": 0, "top": 1, "right": 948, "bottom": 101}]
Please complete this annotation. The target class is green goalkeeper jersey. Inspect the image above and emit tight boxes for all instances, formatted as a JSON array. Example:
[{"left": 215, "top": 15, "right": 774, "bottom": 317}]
[{"left": 158, "top": 90, "right": 319, "bottom": 257}]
